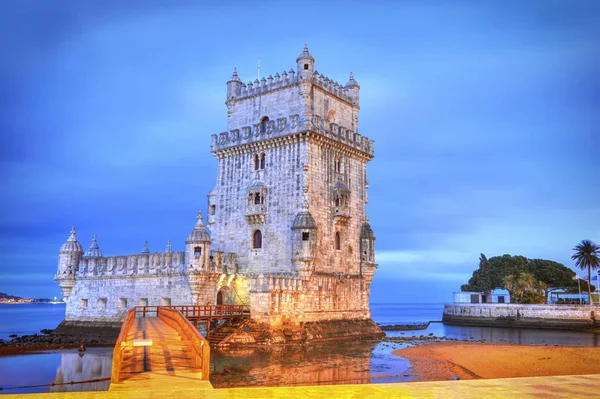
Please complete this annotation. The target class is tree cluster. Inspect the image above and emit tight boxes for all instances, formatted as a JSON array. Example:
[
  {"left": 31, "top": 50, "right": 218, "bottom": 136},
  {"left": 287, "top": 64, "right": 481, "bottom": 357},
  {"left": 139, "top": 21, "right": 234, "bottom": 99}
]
[{"left": 461, "top": 254, "right": 595, "bottom": 304}]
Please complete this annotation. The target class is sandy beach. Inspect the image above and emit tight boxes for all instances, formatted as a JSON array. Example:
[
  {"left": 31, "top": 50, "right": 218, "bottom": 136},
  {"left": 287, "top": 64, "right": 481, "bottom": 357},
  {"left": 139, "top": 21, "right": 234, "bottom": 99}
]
[{"left": 394, "top": 342, "right": 600, "bottom": 381}]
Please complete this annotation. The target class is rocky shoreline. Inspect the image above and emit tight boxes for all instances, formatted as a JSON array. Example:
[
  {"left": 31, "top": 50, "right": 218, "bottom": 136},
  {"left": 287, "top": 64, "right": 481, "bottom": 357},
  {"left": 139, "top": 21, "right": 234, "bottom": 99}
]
[{"left": 0, "top": 321, "right": 120, "bottom": 355}]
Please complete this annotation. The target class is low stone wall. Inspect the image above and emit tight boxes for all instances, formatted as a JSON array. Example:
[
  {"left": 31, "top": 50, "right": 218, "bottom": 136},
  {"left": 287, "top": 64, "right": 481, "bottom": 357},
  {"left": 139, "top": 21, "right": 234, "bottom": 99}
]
[{"left": 443, "top": 303, "right": 600, "bottom": 330}]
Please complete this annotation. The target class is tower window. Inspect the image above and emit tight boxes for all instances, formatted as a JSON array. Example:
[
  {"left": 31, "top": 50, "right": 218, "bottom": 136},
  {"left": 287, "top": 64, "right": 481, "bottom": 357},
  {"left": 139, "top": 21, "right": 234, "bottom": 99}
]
[
  {"left": 260, "top": 153, "right": 265, "bottom": 169},
  {"left": 253, "top": 230, "right": 263, "bottom": 249},
  {"left": 304, "top": 64, "right": 309, "bottom": 70},
  {"left": 334, "top": 158, "right": 342, "bottom": 173},
  {"left": 194, "top": 246, "right": 202, "bottom": 257},
  {"left": 254, "top": 154, "right": 259, "bottom": 170},
  {"left": 302, "top": 232, "right": 310, "bottom": 241},
  {"left": 260, "top": 116, "right": 269, "bottom": 133},
  {"left": 209, "top": 205, "right": 216, "bottom": 215},
  {"left": 254, "top": 193, "right": 263, "bottom": 205},
  {"left": 334, "top": 232, "right": 341, "bottom": 251}
]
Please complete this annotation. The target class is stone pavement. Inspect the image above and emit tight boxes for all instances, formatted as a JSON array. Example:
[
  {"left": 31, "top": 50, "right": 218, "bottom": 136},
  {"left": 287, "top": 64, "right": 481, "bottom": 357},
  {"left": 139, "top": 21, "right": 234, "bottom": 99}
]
[{"left": 3, "top": 374, "right": 599, "bottom": 398}]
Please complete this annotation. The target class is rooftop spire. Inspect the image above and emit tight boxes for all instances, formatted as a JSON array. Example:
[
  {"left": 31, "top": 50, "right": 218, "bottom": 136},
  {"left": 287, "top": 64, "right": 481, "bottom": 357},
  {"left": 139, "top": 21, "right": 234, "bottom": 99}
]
[
  {"left": 67, "top": 226, "right": 77, "bottom": 242},
  {"left": 195, "top": 210, "right": 206, "bottom": 231},
  {"left": 141, "top": 240, "right": 150, "bottom": 254},
  {"left": 85, "top": 234, "right": 103, "bottom": 257},
  {"left": 166, "top": 240, "right": 172, "bottom": 253},
  {"left": 296, "top": 44, "right": 314, "bottom": 63}
]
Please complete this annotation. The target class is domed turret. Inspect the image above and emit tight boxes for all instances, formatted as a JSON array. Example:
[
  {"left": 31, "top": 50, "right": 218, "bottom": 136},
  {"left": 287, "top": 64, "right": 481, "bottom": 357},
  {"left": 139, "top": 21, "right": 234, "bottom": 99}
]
[
  {"left": 185, "top": 211, "right": 211, "bottom": 272},
  {"left": 344, "top": 72, "right": 360, "bottom": 105},
  {"left": 60, "top": 226, "right": 83, "bottom": 254},
  {"left": 296, "top": 44, "right": 315, "bottom": 79},
  {"left": 360, "top": 220, "right": 376, "bottom": 264},
  {"left": 84, "top": 235, "right": 103, "bottom": 257},
  {"left": 226, "top": 67, "right": 242, "bottom": 100},
  {"left": 56, "top": 227, "right": 83, "bottom": 302},
  {"left": 292, "top": 210, "right": 317, "bottom": 230},
  {"left": 187, "top": 210, "right": 211, "bottom": 243},
  {"left": 360, "top": 222, "right": 375, "bottom": 239}
]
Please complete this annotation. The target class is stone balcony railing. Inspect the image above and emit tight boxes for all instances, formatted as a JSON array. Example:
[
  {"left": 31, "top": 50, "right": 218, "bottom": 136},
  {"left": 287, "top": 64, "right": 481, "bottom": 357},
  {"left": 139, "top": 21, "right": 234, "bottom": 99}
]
[
  {"left": 333, "top": 205, "right": 351, "bottom": 222},
  {"left": 246, "top": 203, "right": 266, "bottom": 224}
]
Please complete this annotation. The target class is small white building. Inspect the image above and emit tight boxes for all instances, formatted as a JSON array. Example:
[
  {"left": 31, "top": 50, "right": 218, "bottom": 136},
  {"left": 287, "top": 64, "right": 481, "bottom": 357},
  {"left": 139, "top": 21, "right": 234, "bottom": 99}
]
[{"left": 453, "top": 291, "right": 510, "bottom": 304}]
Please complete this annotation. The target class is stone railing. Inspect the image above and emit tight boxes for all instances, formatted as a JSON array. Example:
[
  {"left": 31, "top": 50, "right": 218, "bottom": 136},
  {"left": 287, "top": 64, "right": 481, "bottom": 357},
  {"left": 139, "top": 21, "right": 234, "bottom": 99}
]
[
  {"left": 333, "top": 205, "right": 351, "bottom": 220},
  {"left": 211, "top": 112, "right": 374, "bottom": 157},
  {"left": 250, "top": 272, "right": 303, "bottom": 293},
  {"left": 76, "top": 252, "right": 186, "bottom": 277}
]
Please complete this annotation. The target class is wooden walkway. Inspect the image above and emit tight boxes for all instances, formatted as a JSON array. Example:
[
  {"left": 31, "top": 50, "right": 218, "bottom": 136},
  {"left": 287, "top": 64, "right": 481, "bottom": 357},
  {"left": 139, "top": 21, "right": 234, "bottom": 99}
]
[{"left": 110, "top": 312, "right": 210, "bottom": 391}]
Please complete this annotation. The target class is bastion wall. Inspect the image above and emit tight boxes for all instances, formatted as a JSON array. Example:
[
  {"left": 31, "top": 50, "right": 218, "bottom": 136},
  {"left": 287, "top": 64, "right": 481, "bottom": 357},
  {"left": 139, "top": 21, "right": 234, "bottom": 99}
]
[{"left": 443, "top": 303, "right": 600, "bottom": 330}]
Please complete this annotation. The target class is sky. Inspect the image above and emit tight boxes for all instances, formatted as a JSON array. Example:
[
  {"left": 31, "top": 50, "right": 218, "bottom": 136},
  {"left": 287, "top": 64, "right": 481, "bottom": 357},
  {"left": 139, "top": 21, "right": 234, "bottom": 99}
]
[{"left": 1, "top": 0, "right": 599, "bottom": 302}]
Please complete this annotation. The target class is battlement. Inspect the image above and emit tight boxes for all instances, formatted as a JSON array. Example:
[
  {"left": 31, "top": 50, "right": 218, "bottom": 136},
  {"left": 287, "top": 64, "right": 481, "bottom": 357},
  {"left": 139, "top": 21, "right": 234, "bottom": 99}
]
[
  {"left": 211, "top": 112, "right": 374, "bottom": 156},
  {"left": 250, "top": 272, "right": 303, "bottom": 293},
  {"left": 231, "top": 70, "right": 356, "bottom": 106},
  {"left": 75, "top": 252, "right": 186, "bottom": 278}
]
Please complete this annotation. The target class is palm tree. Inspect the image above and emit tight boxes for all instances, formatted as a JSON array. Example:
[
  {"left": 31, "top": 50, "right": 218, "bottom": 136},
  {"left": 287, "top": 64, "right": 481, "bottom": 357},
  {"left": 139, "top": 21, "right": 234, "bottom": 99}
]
[{"left": 571, "top": 240, "right": 600, "bottom": 305}]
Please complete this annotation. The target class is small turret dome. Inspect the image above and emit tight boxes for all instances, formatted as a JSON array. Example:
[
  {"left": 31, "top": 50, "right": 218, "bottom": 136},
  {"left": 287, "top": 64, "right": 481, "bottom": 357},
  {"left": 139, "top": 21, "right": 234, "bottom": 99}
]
[
  {"left": 345, "top": 72, "right": 360, "bottom": 89},
  {"left": 292, "top": 210, "right": 317, "bottom": 230},
  {"left": 84, "top": 234, "right": 103, "bottom": 257},
  {"left": 141, "top": 240, "right": 150, "bottom": 254},
  {"left": 333, "top": 181, "right": 350, "bottom": 194},
  {"left": 296, "top": 44, "right": 315, "bottom": 63},
  {"left": 360, "top": 222, "right": 375, "bottom": 239},
  {"left": 60, "top": 227, "right": 83, "bottom": 253},
  {"left": 186, "top": 210, "right": 211, "bottom": 243}
]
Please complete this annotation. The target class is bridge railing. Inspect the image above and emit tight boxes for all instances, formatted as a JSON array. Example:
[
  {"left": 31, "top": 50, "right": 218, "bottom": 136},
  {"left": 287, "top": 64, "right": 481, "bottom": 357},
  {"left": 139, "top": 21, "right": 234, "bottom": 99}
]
[
  {"left": 111, "top": 307, "right": 136, "bottom": 384},
  {"left": 134, "top": 304, "right": 251, "bottom": 320},
  {"left": 157, "top": 307, "right": 210, "bottom": 379}
]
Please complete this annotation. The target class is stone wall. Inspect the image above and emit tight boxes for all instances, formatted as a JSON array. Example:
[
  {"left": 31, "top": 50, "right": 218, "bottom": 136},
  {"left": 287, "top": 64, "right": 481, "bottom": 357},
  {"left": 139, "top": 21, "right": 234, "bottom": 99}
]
[
  {"left": 65, "top": 275, "right": 194, "bottom": 321},
  {"left": 443, "top": 303, "right": 600, "bottom": 330}
]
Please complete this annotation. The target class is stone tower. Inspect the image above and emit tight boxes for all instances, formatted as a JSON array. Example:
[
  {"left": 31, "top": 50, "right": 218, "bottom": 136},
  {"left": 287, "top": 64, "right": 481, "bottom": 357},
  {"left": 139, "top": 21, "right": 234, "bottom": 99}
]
[{"left": 209, "top": 46, "right": 377, "bottom": 326}]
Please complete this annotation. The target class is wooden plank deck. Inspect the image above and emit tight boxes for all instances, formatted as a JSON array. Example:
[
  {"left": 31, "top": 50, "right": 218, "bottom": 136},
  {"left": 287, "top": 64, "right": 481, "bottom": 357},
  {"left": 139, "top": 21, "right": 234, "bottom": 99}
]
[{"left": 110, "top": 316, "right": 210, "bottom": 392}]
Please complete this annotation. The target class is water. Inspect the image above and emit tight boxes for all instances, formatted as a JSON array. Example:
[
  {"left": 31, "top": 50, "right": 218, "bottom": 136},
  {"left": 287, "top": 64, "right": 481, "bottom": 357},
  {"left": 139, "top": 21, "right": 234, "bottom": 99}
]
[
  {"left": 1, "top": 302, "right": 599, "bottom": 393},
  {"left": 0, "top": 303, "right": 66, "bottom": 341}
]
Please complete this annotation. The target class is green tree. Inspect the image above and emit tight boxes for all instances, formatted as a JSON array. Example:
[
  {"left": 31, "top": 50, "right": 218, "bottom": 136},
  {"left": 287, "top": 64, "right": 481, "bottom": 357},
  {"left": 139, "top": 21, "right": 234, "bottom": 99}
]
[
  {"left": 571, "top": 240, "right": 600, "bottom": 305},
  {"left": 503, "top": 272, "right": 545, "bottom": 304}
]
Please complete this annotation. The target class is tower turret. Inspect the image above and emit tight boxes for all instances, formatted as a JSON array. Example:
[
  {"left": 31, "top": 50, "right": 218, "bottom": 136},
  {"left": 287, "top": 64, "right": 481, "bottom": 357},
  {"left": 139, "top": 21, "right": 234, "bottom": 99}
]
[
  {"left": 345, "top": 72, "right": 360, "bottom": 105},
  {"left": 185, "top": 210, "right": 211, "bottom": 272},
  {"left": 296, "top": 45, "right": 315, "bottom": 79},
  {"left": 84, "top": 235, "right": 103, "bottom": 258},
  {"left": 226, "top": 67, "right": 242, "bottom": 100},
  {"left": 360, "top": 219, "right": 376, "bottom": 265},
  {"left": 55, "top": 227, "right": 83, "bottom": 301}
]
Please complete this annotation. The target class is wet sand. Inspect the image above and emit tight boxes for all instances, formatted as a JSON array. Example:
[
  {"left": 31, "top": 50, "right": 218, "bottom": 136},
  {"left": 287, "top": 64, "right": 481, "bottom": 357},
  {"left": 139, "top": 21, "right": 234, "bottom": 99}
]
[{"left": 394, "top": 342, "right": 600, "bottom": 381}]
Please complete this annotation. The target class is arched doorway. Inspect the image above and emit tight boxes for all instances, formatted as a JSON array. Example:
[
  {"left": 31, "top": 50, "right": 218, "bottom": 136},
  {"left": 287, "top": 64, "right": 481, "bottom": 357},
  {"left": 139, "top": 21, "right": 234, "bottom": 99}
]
[{"left": 216, "top": 286, "right": 234, "bottom": 305}]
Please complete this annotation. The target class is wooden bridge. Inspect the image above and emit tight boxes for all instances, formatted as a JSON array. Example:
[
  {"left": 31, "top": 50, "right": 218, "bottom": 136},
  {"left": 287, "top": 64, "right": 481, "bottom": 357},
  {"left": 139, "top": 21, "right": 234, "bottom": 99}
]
[{"left": 110, "top": 305, "right": 249, "bottom": 390}]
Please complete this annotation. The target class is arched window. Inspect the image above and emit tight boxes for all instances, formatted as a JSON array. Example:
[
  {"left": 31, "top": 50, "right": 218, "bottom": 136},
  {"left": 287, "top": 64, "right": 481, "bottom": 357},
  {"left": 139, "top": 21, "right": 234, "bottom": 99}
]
[
  {"left": 254, "top": 154, "right": 259, "bottom": 170},
  {"left": 334, "top": 158, "right": 341, "bottom": 173},
  {"left": 253, "top": 230, "right": 262, "bottom": 249},
  {"left": 254, "top": 193, "right": 262, "bottom": 205},
  {"left": 194, "top": 246, "right": 202, "bottom": 257},
  {"left": 334, "top": 196, "right": 340, "bottom": 207},
  {"left": 334, "top": 232, "right": 341, "bottom": 250},
  {"left": 260, "top": 153, "right": 265, "bottom": 169},
  {"left": 261, "top": 116, "right": 269, "bottom": 133}
]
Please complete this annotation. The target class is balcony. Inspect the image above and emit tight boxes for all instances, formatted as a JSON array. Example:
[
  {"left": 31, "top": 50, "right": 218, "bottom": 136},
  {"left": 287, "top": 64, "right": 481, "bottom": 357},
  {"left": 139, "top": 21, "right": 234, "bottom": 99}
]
[
  {"left": 246, "top": 203, "right": 266, "bottom": 224},
  {"left": 333, "top": 205, "right": 351, "bottom": 223}
]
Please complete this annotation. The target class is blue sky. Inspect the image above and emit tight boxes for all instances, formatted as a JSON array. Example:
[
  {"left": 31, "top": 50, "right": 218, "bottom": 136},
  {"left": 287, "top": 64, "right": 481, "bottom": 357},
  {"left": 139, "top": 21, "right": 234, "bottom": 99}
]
[{"left": 1, "top": 0, "right": 599, "bottom": 302}]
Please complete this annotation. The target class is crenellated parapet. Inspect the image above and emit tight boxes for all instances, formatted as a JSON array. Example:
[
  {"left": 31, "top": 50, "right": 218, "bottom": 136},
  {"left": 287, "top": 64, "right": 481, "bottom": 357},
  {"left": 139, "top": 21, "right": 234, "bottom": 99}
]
[
  {"left": 230, "top": 71, "right": 356, "bottom": 106},
  {"left": 211, "top": 112, "right": 374, "bottom": 157},
  {"left": 250, "top": 272, "right": 303, "bottom": 293},
  {"left": 77, "top": 251, "right": 186, "bottom": 278}
]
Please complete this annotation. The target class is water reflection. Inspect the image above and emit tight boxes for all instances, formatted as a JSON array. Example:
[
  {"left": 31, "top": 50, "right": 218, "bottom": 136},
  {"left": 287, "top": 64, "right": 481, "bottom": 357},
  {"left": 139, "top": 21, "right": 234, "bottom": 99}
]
[
  {"left": 50, "top": 349, "right": 111, "bottom": 393},
  {"left": 387, "top": 322, "right": 600, "bottom": 346},
  {"left": 210, "top": 340, "right": 412, "bottom": 388}
]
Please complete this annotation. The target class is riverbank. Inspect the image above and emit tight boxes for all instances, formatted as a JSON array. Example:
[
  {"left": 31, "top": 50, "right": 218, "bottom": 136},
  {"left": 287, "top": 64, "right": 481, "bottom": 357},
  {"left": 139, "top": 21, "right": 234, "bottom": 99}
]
[{"left": 393, "top": 342, "right": 600, "bottom": 381}]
